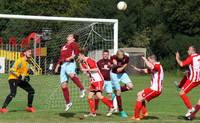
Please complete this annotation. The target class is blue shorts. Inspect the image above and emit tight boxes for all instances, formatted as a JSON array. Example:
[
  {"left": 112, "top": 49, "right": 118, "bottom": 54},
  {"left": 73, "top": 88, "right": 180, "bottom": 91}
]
[
  {"left": 110, "top": 72, "right": 132, "bottom": 91},
  {"left": 60, "top": 62, "right": 76, "bottom": 84},
  {"left": 104, "top": 80, "right": 113, "bottom": 93}
]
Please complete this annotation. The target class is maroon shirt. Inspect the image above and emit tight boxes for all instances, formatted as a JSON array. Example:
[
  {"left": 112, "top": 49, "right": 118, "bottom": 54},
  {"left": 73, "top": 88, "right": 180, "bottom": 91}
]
[
  {"left": 97, "top": 59, "right": 112, "bottom": 81},
  {"left": 57, "top": 41, "right": 80, "bottom": 65},
  {"left": 111, "top": 55, "right": 129, "bottom": 74}
]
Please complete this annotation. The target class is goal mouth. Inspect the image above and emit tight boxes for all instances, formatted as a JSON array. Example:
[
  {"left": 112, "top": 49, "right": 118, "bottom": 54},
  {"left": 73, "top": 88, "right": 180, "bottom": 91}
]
[
  {"left": 0, "top": 14, "right": 118, "bottom": 114},
  {"left": 0, "top": 14, "right": 118, "bottom": 74}
]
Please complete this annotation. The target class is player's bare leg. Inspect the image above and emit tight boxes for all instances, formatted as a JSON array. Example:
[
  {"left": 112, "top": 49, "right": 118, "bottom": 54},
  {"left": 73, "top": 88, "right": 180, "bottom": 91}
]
[
  {"left": 61, "top": 82, "right": 72, "bottom": 112},
  {"left": 84, "top": 92, "right": 96, "bottom": 117},
  {"left": 96, "top": 92, "right": 114, "bottom": 117},
  {"left": 188, "top": 99, "right": 200, "bottom": 120},
  {"left": 179, "top": 90, "right": 194, "bottom": 117},
  {"left": 68, "top": 73, "right": 85, "bottom": 98}
]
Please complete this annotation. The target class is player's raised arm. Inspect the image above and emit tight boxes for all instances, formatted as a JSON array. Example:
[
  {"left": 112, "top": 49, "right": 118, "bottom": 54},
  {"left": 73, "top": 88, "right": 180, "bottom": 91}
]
[
  {"left": 176, "top": 51, "right": 184, "bottom": 67},
  {"left": 176, "top": 50, "right": 195, "bottom": 67},
  {"left": 142, "top": 56, "right": 154, "bottom": 70},
  {"left": 131, "top": 65, "right": 148, "bottom": 74}
]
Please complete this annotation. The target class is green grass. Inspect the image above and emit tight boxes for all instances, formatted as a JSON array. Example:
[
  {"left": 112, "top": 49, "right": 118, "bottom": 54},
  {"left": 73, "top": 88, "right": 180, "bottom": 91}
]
[{"left": 0, "top": 72, "right": 200, "bottom": 123}]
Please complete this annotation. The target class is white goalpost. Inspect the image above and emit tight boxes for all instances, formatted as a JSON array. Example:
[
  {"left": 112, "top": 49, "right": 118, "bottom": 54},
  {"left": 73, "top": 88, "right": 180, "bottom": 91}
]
[{"left": 0, "top": 14, "right": 118, "bottom": 112}]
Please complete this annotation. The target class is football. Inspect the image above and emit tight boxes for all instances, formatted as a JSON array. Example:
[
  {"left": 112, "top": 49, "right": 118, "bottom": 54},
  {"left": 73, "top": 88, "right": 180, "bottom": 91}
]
[{"left": 117, "top": 1, "right": 127, "bottom": 11}]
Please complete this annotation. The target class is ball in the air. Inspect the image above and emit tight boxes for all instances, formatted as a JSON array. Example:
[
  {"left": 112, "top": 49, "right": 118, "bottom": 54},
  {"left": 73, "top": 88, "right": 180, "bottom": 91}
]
[{"left": 117, "top": 1, "right": 127, "bottom": 11}]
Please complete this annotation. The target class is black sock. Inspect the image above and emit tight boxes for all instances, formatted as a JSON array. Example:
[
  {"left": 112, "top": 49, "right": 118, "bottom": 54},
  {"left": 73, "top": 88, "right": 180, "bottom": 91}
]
[
  {"left": 28, "top": 93, "right": 34, "bottom": 107},
  {"left": 2, "top": 95, "right": 13, "bottom": 108}
]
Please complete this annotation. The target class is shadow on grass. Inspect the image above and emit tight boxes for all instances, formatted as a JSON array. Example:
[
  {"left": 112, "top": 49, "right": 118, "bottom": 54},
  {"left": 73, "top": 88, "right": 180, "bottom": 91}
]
[
  {"left": 9, "top": 109, "right": 26, "bottom": 112},
  {"left": 59, "top": 112, "right": 76, "bottom": 118},
  {"left": 177, "top": 115, "right": 200, "bottom": 121},
  {"left": 142, "top": 116, "right": 159, "bottom": 120},
  {"left": 76, "top": 111, "right": 103, "bottom": 116}
]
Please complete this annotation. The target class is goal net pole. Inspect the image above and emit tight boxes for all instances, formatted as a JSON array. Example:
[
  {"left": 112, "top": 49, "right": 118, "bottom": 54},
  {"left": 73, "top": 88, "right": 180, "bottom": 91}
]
[{"left": 0, "top": 14, "right": 118, "bottom": 53}]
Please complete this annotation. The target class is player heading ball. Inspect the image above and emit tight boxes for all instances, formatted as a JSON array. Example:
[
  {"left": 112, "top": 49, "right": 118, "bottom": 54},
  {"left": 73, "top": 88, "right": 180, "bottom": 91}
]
[{"left": 55, "top": 34, "right": 85, "bottom": 112}]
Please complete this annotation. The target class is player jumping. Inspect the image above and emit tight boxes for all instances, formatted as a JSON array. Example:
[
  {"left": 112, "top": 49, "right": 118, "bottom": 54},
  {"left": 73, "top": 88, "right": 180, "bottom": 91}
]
[
  {"left": 131, "top": 55, "right": 164, "bottom": 121},
  {"left": 78, "top": 49, "right": 114, "bottom": 117},
  {"left": 110, "top": 49, "right": 134, "bottom": 117},
  {"left": 176, "top": 46, "right": 200, "bottom": 117},
  {"left": 0, "top": 48, "right": 36, "bottom": 113},
  {"left": 55, "top": 34, "right": 85, "bottom": 112}
]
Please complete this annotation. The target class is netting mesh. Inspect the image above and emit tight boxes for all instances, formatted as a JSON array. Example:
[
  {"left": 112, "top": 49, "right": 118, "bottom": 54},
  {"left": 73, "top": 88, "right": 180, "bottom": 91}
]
[{"left": 0, "top": 18, "right": 115, "bottom": 113}]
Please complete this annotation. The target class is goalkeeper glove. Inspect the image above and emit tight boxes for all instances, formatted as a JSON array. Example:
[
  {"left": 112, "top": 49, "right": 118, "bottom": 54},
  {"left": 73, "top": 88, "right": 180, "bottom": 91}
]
[{"left": 18, "top": 75, "right": 30, "bottom": 82}]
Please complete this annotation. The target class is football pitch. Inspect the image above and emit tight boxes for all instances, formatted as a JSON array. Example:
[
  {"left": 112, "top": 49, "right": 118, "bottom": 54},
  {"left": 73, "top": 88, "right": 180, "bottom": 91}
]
[{"left": 0, "top": 72, "right": 200, "bottom": 123}]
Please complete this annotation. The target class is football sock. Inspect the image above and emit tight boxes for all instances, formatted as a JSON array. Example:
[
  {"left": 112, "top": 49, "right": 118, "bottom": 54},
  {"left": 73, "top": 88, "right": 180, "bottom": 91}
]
[
  {"left": 134, "top": 101, "right": 142, "bottom": 118},
  {"left": 88, "top": 98, "right": 95, "bottom": 113},
  {"left": 191, "top": 104, "right": 200, "bottom": 117},
  {"left": 95, "top": 98, "right": 99, "bottom": 110},
  {"left": 62, "top": 87, "right": 70, "bottom": 104},
  {"left": 141, "top": 101, "right": 147, "bottom": 114},
  {"left": 116, "top": 95, "right": 123, "bottom": 111},
  {"left": 71, "top": 76, "right": 84, "bottom": 90},
  {"left": 180, "top": 94, "right": 192, "bottom": 109},
  {"left": 120, "top": 85, "right": 129, "bottom": 92},
  {"left": 101, "top": 97, "right": 113, "bottom": 108}
]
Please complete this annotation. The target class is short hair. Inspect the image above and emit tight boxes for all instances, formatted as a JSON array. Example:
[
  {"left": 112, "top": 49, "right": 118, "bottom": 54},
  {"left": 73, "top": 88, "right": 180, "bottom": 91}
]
[
  {"left": 189, "top": 45, "right": 197, "bottom": 52},
  {"left": 103, "top": 49, "right": 109, "bottom": 53},
  {"left": 79, "top": 48, "right": 88, "bottom": 56},
  {"left": 116, "top": 49, "right": 125, "bottom": 55},
  {"left": 149, "top": 54, "right": 157, "bottom": 61},
  {"left": 22, "top": 47, "right": 31, "bottom": 53},
  {"left": 73, "top": 34, "right": 79, "bottom": 41}
]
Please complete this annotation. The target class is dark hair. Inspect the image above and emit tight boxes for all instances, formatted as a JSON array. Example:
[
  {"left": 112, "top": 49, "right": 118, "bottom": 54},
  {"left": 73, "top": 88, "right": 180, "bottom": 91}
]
[
  {"left": 79, "top": 48, "right": 88, "bottom": 56},
  {"left": 73, "top": 34, "right": 79, "bottom": 41},
  {"left": 22, "top": 47, "right": 31, "bottom": 53},
  {"left": 149, "top": 54, "right": 157, "bottom": 61},
  {"left": 103, "top": 49, "right": 109, "bottom": 53}
]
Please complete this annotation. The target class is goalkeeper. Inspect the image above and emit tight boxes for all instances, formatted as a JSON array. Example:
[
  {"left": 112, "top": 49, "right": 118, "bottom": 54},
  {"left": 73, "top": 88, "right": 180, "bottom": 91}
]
[{"left": 0, "top": 48, "right": 35, "bottom": 113}]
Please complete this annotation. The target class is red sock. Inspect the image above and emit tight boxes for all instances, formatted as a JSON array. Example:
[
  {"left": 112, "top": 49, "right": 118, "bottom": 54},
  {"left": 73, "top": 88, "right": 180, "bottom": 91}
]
[
  {"left": 134, "top": 101, "right": 142, "bottom": 118},
  {"left": 120, "top": 85, "right": 129, "bottom": 92},
  {"left": 71, "top": 76, "right": 84, "bottom": 90},
  {"left": 178, "top": 76, "right": 187, "bottom": 88},
  {"left": 88, "top": 98, "right": 95, "bottom": 113},
  {"left": 180, "top": 94, "right": 192, "bottom": 109},
  {"left": 101, "top": 97, "right": 113, "bottom": 108},
  {"left": 116, "top": 95, "right": 123, "bottom": 111},
  {"left": 109, "top": 99, "right": 113, "bottom": 105},
  {"left": 141, "top": 101, "right": 147, "bottom": 114},
  {"left": 95, "top": 98, "right": 99, "bottom": 110},
  {"left": 191, "top": 104, "right": 200, "bottom": 117},
  {"left": 62, "top": 87, "right": 70, "bottom": 104}
]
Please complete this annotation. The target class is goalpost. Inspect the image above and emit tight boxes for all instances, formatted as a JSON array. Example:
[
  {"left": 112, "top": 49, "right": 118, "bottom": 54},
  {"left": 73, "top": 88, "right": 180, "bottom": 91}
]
[{"left": 0, "top": 14, "right": 118, "bottom": 112}]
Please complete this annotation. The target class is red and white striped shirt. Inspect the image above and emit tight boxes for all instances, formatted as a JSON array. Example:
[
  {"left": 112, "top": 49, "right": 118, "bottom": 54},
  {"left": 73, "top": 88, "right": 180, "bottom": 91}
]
[
  {"left": 81, "top": 57, "right": 104, "bottom": 83},
  {"left": 148, "top": 63, "right": 164, "bottom": 92},
  {"left": 182, "top": 54, "right": 200, "bottom": 82}
]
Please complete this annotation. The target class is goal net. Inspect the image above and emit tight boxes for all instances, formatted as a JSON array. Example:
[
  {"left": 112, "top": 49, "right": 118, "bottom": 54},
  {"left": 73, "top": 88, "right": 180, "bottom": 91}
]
[{"left": 0, "top": 14, "right": 118, "bottom": 113}]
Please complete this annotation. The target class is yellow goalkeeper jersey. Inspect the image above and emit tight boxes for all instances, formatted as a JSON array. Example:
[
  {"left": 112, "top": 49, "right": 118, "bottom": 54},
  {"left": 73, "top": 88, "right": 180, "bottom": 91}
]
[{"left": 8, "top": 57, "right": 30, "bottom": 80}]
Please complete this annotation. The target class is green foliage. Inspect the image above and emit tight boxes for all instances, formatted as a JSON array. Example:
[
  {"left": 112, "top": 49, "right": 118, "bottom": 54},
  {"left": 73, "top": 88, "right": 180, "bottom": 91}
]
[{"left": 0, "top": 0, "right": 199, "bottom": 70}]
